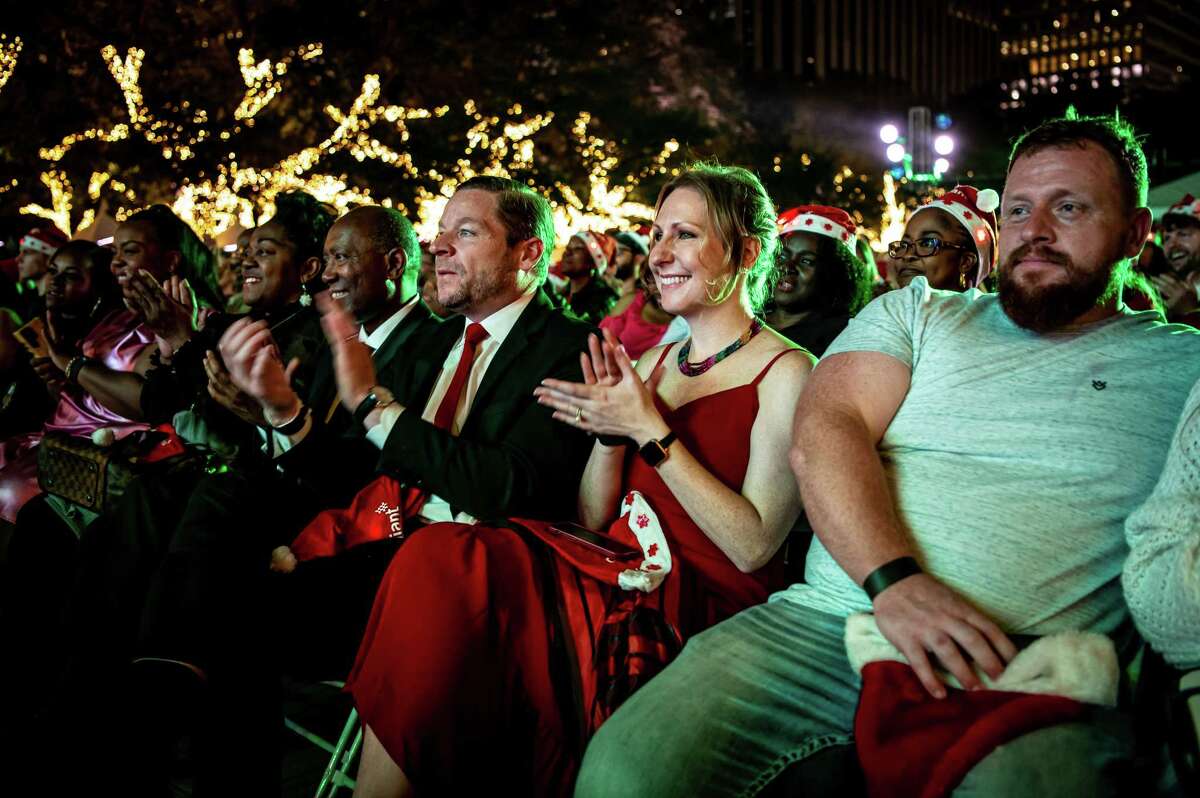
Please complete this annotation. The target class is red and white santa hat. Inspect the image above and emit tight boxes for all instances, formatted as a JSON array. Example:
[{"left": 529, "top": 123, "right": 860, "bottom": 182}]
[
  {"left": 911, "top": 184, "right": 999, "bottom": 287},
  {"left": 571, "top": 230, "right": 617, "bottom": 274},
  {"left": 1165, "top": 194, "right": 1200, "bottom": 223},
  {"left": 0, "top": 226, "right": 69, "bottom": 282},
  {"left": 777, "top": 205, "right": 858, "bottom": 247},
  {"left": 19, "top": 227, "right": 69, "bottom": 258}
]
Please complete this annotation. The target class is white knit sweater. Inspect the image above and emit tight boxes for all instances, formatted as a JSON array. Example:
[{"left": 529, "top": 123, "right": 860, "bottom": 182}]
[{"left": 1123, "top": 378, "right": 1200, "bottom": 669}]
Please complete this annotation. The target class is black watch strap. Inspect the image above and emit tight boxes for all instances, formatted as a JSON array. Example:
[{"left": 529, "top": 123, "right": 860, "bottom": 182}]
[
  {"left": 862, "top": 556, "right": 923, "bottom": 600},
  {"left": 353, "top": 391, "right": 380, "bottom": 427},
  {"left": 273, "top": 404, "right": 311, "bottom": 435},
  {"left": 637, "top": 431, "right": 678, "bottom": 467}
]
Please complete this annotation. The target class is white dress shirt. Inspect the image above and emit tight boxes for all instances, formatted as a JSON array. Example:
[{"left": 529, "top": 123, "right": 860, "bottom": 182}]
[{"left": 365, "top": 289, "right": 537, "bottom": 522}]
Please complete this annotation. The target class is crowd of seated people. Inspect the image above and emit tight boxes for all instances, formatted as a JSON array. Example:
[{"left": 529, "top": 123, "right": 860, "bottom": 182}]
[{"left": 0, "top": 109, "right": 1197, "bottom": 798}]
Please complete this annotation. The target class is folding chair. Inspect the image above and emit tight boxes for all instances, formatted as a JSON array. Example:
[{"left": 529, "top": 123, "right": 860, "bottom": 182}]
[{"left": 283, "top": 680, "right": 363, "bottom": 797}]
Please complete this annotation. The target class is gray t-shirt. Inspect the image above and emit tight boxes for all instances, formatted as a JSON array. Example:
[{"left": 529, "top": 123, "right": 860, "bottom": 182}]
[{"left": 777, "top": 278, "right": 1200, "bottom": 635}]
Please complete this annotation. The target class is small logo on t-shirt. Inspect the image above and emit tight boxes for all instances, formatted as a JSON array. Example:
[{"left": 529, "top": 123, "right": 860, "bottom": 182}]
[{"left": 1092, "top": 380, "right": 1107, "bottom": 391}]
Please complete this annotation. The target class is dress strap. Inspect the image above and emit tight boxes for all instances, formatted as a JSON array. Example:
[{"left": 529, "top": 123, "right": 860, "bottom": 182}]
[
  {"left": 650, "top": 342, "right": 677, "bottom": 372},
  {"left": 750, "top": 348, "right": 805, "bottom": 387}
]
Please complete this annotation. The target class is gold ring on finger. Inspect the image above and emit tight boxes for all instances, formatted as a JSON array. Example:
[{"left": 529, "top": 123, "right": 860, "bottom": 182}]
[{"left": 574, "top": 406, "right": 583, "bottom": 424}]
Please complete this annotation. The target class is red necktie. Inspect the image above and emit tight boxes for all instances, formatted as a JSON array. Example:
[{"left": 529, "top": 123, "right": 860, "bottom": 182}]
[{"left": 432, "top": 322, "right": 490, "bottom": 431}]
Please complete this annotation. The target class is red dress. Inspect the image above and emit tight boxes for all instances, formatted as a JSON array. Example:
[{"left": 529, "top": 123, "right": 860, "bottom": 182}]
[{"left": 345, "top": 346, "right": 799, "bottom": 796}]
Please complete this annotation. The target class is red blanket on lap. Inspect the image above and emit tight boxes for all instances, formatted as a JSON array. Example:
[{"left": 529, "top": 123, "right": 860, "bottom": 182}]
[
  {"left": 289, "top": 475, "right": 426, "bottom": 561},
  {"left": 845, "top": 613, "right": 1118, "bottom": 798}
]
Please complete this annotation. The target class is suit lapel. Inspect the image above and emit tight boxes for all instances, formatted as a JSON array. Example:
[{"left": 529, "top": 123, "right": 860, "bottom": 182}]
[
  {"left": 372, "top": 301, "right": 432, "bottom": 374},
  {"left": 402, "top": 318, "right": 461, "bottom": 409},
  {"left": 463, "top": 291, "right": 553, "bottom": 430}
]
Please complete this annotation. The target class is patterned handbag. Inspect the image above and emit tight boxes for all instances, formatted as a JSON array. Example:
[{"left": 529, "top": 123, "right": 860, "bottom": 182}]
[
  {"left": 37, "top": 433, "right": 119, "bottom": 511},
  {"left": 37, "top": 427, "right": 187, "bottom": 512}
]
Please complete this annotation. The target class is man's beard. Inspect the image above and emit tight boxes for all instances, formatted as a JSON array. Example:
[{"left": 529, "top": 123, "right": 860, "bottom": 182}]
[
  {"left": 998, "top": 243, "right": 1122, "bottom": 332},
  {"left": 1172, "top": 252, "right": 1200, "bottom": 278},
  {"left": 440, "top": 262, "right": 511, "bottom": 312},
  {"left": 613, "top": 261, "right": 635, "bottom": 281}
]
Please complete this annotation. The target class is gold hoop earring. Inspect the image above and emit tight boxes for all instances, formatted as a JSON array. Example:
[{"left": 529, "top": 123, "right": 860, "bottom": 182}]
[{"left": 704, "top": 268, "right": 743, "bottom": 305}]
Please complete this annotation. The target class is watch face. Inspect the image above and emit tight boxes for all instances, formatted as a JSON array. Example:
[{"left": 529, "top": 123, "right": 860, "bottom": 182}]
[{"left": 638, "top": 440, "right": 668, "bottom": 467}]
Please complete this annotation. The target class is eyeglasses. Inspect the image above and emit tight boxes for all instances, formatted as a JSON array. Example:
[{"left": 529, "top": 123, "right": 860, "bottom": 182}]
[{"left": 887, "top": 238, "right": 972, "bottom": 259}]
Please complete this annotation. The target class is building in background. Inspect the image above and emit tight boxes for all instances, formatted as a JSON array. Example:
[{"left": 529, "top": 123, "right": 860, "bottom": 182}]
[
  {"left": 734, "top": 0, "right": 1004, "bottom": 105},
  {"left": 1000, "top": 0, "right": 1200, "bottom": 109}
]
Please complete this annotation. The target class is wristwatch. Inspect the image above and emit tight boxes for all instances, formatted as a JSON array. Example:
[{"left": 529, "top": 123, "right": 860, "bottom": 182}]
[
  {"left": 637, "top": 431, "right": 677, "bottom": 468},
  {"left": 272, "top": 403, "right": 311, "bottom": 435},
  {"left": 353, "top": 385, "right": 396, "bottom": 427}
]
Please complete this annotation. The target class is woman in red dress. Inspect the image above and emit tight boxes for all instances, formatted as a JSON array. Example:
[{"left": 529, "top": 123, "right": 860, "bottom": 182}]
[{"left": 346, "top": 163, "right": 814, "bottom": 796}]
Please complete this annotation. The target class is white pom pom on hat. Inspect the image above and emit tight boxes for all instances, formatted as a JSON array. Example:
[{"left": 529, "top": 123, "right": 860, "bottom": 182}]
[{"left": 975, "top": 188, "right": 999, "bottom": 214}]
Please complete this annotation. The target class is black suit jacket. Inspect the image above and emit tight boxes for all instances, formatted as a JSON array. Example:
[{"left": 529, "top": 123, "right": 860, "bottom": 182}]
[
  {"left": 376, "top": 289, "right": 595, "bottom": 522},
  {"left": 276, "top": 300, "right": 434, "bottom": 505}
]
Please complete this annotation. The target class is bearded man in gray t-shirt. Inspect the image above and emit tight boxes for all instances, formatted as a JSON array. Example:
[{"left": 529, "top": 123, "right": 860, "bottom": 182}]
[{"left": 576, "top": 113, "right": 1200, "bottom": 797}]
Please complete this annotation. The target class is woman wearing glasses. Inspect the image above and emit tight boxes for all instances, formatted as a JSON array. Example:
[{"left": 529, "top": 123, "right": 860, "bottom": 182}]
[
  {"left": 766, "top": 205, "right": 875, "bottom": 357},
  {"left": 888, "top": 184, "right": 1000, "bottom": 292}
]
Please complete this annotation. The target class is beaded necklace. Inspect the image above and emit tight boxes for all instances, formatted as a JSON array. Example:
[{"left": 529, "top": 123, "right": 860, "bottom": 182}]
[{"left": 677, "top": 317, "right": 765, "bottom": 377}]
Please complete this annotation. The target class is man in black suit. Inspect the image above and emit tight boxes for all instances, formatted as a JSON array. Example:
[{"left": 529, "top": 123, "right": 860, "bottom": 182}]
[
  {"left": 238, "top": 176, "right": 595, "bottom": 528},
  {"left": 239, "top": 204, "right": 434, "bottom": 505},
  {"left": 138, "top": 178, "right": 594, "bottom": 795}
]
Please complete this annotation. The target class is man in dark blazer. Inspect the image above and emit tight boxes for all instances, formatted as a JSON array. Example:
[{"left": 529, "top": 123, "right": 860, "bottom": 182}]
[
  {"left": 224, "top": 176, "right": 595, "bottom": 534},
  {"left": 131, "top": 178, "right": 595, "bottom": 794}
]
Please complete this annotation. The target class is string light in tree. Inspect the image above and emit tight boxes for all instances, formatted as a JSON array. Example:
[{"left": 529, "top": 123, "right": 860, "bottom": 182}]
[
  {"left": 40, "top": 124, "right": 130, "bottom": 163},
  {"left": 20, "top": 171, "right": 74, "bottom": 234},
  {"left": 234, "top": 43, "right": 323, "bottom": 121},
  {"left": 173, "top": 73, "right": 449, "bottom": 237},
  {"left": 637, "top": 138, "right": 680, "bottom": 180},
  {"left": 100, "top": 44, "right": 210, "bottom": 158},
  {"left": 21, "top": 43, "right": 682, "bottom": 245},
  {"left": 413, "top": 109, "right": 666, "bottom": 246},
  {"left": 0, "top": 35, "right": 22, "bottom": 95}
]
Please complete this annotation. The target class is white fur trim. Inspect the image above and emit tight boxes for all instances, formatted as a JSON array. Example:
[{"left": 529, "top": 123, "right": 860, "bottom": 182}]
[
  {"left": 616, "top": 490, "right": 672, "bottom": 593},
  {"left": 779, "top": 213, "right": 856, "bottom": 245},
  {"left": 975, "top": 188, "right": 999, "bottom": 214},
  {"left": 19, "top": 235, "right": 58, "bottom": 257},
  {"left": 844, "top": 613, "right": 1118, "bottom": 707}
]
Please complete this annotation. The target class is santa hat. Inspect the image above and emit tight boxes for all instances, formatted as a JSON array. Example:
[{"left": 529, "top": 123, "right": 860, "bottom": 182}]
[
  {"left": 19, "top": 227, "right": 69, "bottom": 258},
  {"left": 777, "top": 205, "right": 858, "bottom": 247},
  {"left": 290, "top": 475, "right": 428, "bottom": 561},
  {"left": 1164, "top": 194, "right": 1200, "bottom": 224},
  {"left": 846, "top": 613, "right": 1117, "bottom": 798},
  {"left": 910, "top": 185, "right": 998, "bottom": 288},
  {"left": 0, "top": 226, "right": 69, "bottom": 282},
  {"left": 612, "top": 230, "right": 649, "bottom": 257},
  {"left": 572, "top": 231, "right": 617, "bottom": 274}
]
